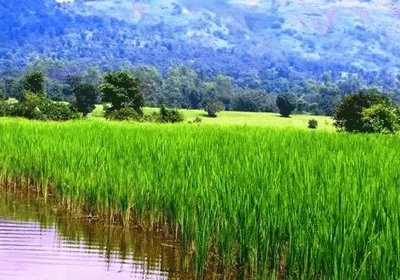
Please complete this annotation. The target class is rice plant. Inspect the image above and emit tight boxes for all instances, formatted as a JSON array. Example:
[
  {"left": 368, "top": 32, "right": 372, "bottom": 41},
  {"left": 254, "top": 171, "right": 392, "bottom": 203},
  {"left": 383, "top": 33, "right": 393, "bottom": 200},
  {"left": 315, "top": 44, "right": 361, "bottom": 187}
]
[{"left": 0, "top": 118, "right": 399, "bottom": 279}]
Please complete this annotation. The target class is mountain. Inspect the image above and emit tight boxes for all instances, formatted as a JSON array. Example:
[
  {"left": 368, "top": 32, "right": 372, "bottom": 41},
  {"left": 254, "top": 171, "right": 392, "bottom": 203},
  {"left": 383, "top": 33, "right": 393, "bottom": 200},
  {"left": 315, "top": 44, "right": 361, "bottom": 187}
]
[{"left": 1, "top": 0, "right": 400, "bottom": 83}]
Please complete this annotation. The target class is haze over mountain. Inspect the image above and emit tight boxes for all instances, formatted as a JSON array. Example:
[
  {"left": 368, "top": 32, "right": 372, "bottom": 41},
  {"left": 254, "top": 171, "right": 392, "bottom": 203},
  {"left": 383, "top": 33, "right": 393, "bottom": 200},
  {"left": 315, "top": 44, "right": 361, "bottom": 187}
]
[{"left": 1, "top": 0, "right": 400, "bottom": 83}]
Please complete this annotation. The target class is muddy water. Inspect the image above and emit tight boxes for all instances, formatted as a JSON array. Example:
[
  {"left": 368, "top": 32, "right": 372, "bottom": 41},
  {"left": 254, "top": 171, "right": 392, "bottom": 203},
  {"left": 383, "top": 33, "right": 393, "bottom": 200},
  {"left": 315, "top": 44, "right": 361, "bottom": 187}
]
[{"left": 0, "top": 192, "right": 194, "bottom": 280}]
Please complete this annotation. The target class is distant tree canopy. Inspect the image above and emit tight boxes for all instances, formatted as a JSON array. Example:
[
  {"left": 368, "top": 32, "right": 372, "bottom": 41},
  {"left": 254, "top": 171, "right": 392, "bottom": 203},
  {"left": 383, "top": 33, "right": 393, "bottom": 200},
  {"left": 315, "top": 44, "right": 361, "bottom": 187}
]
[
  {"left": 232, "top": 89, "right": 277, "bottom": 112},
  {"left": 2, "top": 61, "right": 400, "bottom": 119},
  {"left": 276, "top": 93, "right": 298, "bottom": 117},
  {"left": 100, "top": 71, "right": 144, "bottom": 115},
  {"left": 334, "top": 89, "right": 400, "bottom": 133}
]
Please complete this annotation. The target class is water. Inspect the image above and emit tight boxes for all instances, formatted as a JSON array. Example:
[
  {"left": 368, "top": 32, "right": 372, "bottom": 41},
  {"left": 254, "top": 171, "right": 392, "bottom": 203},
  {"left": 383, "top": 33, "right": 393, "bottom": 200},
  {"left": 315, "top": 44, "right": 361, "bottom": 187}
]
[{"left": 0, "top": 192, "right": 194, "bottom": 280}]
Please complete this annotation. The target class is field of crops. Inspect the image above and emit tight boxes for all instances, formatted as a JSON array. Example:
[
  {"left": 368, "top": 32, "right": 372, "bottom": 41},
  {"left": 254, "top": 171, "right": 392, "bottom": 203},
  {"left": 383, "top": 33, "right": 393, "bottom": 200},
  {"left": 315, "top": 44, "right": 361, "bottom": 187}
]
[
  {"left": 91, "top": 106, "right": 335, "bottom": 131},
  {"left": 0, "top": 118, "right": 399, "bottom": 279}
]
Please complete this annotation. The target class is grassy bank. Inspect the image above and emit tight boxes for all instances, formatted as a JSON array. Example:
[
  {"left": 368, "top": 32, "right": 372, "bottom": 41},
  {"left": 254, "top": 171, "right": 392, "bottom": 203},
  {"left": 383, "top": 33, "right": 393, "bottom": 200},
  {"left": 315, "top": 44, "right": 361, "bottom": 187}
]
[{"left": 0, "top": 119, "right": 399, "bottom": 279}]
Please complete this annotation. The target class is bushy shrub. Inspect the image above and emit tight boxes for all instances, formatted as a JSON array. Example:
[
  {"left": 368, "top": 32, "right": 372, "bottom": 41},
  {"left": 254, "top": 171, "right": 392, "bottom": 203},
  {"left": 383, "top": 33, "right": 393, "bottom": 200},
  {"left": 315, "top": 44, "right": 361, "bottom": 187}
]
[
  {"left": 308, "top": 119, "right": 318, "bottom": 129},
  {"left": 11, "top": 91, "right": 78, "bottom": 121},
  {"left": 14, "top": 91, "right": 47, "bottom": 120},
  {"left": 41, "top": 102, "right": 79, "bottom": 121},
  {"left": 0, "top": 101, "right": 16, "bottom": 117},
  {"left": 105, "top": 107, "right": 141, "bottom": 121},
  {"left": 141, "top": 112, "right": 161, "bottom": 123},
  {"left": 334, "top": 89, "right": 400, "bottom": 133},
  {"left": 361, "top": 103, "right": 400, "bottom": 134},
  {"left": 159, "top": 105, "right": 184, "bottom": 123}
]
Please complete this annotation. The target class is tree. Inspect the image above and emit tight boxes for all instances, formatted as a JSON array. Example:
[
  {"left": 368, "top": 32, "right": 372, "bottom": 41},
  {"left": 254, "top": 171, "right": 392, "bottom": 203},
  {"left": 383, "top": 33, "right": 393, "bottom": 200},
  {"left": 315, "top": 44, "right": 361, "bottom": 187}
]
[
  {"left": 296, "top": 98, "right": 308, "bottom": 113},
  {"left": 100, "top": 71, "right": 144, "bottom": 115},
  {"left": 73, "top": 83, "right": 99, "bottom": 116},
  {"left": 162, "top": 65, "right": 203, "bottom": 108},
  {"left": 23, "top": 71, "right": 45, "bottom": 95},
  {"left": 334, "top": 89, "right": 400, "bottom": 133},
  {"left": 203, "top": 98, "right": 225, "bottom": 117},
  {"left": 276, "top": 93, "right": 298, "bottom": 117},
  {"left": 212, "top": 75, "right": 234, "bottom": 110},
  {"left": 128, "top": 65, "right": 163, "bottom": 107},
  {"left": 1, "top": 78, "right": 23, "bottom": 99}
]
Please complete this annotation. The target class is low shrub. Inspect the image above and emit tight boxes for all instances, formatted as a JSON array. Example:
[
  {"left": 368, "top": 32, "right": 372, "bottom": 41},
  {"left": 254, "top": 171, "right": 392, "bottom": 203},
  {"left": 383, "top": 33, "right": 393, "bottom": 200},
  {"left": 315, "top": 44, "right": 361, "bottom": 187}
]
[
  {"left": 0, "top": 101, "right": 17, "bottom": 117},
  {"left": 105, "top": 107, "right": 142, "bottom": 121},
  {"left": 41, "top": 102, "right": 79, "bottom": 121},
  {"left": 308, "top": 119, "right": 318, "bottom": 129},
  {"left": 142, "top": 112, "right": 161, "bottom": 122},
  {"left": 159, "top": 105, "right": 184, "bottom": 123},
  {"left": 14, "top": 92, "right": 47, "bottom": 120}
]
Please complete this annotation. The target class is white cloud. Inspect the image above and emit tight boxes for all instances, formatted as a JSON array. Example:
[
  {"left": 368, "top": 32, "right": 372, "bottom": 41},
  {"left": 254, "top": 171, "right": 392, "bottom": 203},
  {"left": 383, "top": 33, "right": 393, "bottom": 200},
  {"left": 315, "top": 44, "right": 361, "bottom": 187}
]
[
  {"left": 231, "top": 0, "right": 262, "bottom": 6},
  {"left": 55, "top": 0, "right": 74, "bottom": 3}
]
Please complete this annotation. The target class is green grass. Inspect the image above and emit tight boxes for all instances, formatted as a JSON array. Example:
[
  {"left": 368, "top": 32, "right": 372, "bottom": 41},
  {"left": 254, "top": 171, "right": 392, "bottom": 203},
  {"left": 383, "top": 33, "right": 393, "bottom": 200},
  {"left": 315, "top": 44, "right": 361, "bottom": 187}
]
[
  {"left": 91, "top": 105, "right": 335, "bottom": 131},
  {"left": 0, "top": 119, "right": 399, "bottom": 279}
]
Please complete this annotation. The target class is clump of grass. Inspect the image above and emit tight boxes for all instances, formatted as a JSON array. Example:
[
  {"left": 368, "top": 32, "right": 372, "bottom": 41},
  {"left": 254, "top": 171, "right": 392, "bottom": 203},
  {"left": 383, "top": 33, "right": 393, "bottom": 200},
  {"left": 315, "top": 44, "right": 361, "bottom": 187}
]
[{"left": 0, "top": 119, "right": 399, "bottom": 279}]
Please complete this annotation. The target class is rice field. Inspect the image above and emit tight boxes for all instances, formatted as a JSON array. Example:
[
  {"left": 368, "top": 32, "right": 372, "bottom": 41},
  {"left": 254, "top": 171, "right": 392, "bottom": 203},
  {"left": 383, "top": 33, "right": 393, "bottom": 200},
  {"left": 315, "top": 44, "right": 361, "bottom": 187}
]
[
  {"left": 91, "top": 105, "right": 335, "bottom": 131},
  {"left": 0, "top": 118, "right": 399, "bottom": 279}
]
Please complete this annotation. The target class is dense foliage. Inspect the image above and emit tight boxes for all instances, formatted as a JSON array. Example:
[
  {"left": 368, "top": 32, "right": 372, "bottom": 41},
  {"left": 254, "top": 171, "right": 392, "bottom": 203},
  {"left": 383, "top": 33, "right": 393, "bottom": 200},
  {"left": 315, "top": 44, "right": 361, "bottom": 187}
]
[
  {"left": 159, "top": 105, "right": 184, "bottom": 123},
  {"left": 334, "top": 89, "right": 400, "bottom": 133},
  {"left": 100, "top": 71, "right": 145, "bottom": 115},
  {"left": 73, "top": 83, "right": 99, "bottom": 116},
  {"left": 4, "top": 61, "right": 394, "bottom": 117},
  {"left": 276, "top": 93, "right": 298, "bottom": 117},
  {"left": 22, "top": 71, "right": 45, "bottom": 95},
  {"left": 105, "top": 107, "right": 142, "bottom": 121}
]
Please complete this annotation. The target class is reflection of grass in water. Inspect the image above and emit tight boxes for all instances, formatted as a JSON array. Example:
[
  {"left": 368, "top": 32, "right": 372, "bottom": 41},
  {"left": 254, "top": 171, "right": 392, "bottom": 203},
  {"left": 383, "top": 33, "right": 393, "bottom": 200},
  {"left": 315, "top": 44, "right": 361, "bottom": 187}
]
[
  {"left": 0, "top": 119, "right": 400, "bottom": 279},
  {"left": 0, "top": 191, "right": 187, "bottom": 276}
]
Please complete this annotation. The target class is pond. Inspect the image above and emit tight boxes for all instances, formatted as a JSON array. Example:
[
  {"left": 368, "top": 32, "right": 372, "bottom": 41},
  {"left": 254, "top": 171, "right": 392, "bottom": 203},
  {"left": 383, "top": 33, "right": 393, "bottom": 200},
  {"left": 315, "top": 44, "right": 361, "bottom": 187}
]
[{"left": 0, "top": 192, "right": 194, "bottom": 280}]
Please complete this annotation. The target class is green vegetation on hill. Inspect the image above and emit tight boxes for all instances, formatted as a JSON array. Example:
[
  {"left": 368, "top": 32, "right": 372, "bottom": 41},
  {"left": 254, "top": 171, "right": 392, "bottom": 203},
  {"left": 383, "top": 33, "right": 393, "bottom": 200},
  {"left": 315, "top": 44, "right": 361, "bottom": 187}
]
[
  {"left": 2, "top": 0, "right": 400, "bottom": 89},
  {"left": 1, "top": 119, "right": 399, "bottom": 278}
]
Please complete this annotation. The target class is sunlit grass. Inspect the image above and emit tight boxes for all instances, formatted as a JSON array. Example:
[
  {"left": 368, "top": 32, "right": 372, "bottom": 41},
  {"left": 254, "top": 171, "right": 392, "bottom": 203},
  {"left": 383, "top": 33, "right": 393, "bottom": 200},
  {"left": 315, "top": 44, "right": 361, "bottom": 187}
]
[{"left": 90, "top": 105, "right": 334, "bottom": 131}]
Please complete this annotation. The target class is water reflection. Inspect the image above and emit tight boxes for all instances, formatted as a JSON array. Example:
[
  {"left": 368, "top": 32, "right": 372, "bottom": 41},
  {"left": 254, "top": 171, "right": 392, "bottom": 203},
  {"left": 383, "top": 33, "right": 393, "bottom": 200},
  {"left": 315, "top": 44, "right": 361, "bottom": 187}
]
[{"left": 0, "top": 192, "right": 193, "bottom": 280}]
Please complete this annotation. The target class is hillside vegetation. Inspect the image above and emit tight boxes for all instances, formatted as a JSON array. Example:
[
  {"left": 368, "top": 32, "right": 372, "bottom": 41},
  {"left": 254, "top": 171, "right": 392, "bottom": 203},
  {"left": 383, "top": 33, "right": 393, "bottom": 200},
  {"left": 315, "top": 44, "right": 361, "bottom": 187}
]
[{"left": 1, "top": 0, "right": 400, "bottom": 90}]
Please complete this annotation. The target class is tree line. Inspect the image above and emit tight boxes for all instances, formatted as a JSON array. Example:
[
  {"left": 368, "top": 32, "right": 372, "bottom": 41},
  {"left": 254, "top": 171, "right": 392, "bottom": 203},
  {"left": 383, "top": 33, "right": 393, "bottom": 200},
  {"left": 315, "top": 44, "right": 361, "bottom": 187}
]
[
  {"left": 2, "top": 61, "right": 399, "bottom": 117},
  {"left": 1, "top": 64, "right": 400, "bottom": 134}
]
